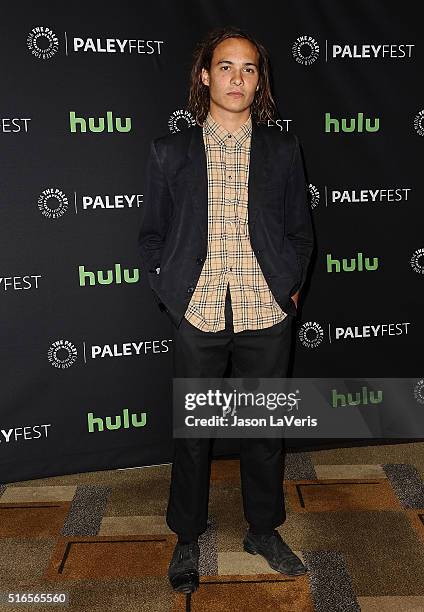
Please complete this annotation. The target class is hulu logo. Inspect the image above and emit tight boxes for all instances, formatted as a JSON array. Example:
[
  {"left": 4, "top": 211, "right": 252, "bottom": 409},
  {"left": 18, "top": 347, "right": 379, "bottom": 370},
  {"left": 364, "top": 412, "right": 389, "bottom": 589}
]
[
  {"left": 79, "top": 263, "right": 140, "bottom": 286},
  {"left": 325, "top": 112, "right": 379, "bottom": 133},
  {"left": 69, "top": 111, "right": 132, "bottom": 133},
  {"left": 88, "top": 408, "right": 147, "bottom": 433},
  {"left": 327, "top": 252, "right": 378, "bottom": 273},
  {"left": 332, "top": 386, "right": 383, "bottom": 407}
]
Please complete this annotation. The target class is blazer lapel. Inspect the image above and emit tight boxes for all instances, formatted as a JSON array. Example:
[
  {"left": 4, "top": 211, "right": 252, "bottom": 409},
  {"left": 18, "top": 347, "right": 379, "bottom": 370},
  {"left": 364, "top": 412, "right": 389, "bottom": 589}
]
[{"left": 185, "top": 118, "right": 271, "bottom": 244}]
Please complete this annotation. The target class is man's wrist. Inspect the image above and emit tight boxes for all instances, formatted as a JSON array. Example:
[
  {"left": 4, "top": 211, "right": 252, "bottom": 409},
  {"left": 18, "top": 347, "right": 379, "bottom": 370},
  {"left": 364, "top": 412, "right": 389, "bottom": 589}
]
[{"left": 290, "top": 290, "right": 300, "bottom": 308}]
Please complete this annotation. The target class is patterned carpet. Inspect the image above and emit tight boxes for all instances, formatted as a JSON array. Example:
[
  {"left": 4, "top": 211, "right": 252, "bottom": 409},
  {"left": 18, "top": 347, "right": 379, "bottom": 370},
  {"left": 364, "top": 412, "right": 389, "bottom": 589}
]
[{"left": 1, "top": 442, "right": 424, "bottom": 611}]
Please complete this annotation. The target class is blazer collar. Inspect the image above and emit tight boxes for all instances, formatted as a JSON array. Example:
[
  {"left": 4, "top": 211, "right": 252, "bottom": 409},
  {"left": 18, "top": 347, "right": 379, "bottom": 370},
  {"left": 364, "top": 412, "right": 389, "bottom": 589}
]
[{"left": 185, "top": 118, "right": 272, "bottom": 245}]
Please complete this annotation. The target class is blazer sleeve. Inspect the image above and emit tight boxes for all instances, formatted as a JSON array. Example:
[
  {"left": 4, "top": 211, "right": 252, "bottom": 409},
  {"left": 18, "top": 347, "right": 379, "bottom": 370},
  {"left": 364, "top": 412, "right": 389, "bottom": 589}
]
[
  {"left": 137, "top": 138, "right": 173, "bottom": 285},
  {"left": 284, "top": 134, "right": 314, "bottom": 294}
]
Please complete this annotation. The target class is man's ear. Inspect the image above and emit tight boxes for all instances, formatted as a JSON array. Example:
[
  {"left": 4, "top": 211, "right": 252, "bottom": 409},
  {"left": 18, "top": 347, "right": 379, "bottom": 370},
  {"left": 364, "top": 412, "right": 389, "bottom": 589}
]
[{"left": 201, "top": 67, "right": 209, "bottom": 87}]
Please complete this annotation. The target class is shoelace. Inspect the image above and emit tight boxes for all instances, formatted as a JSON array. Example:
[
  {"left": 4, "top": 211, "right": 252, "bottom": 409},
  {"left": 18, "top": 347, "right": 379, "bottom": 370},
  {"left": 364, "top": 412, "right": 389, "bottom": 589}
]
[
  {"left": 178, "top": 543, "right": 196, "bottom": 563},
  {"left": 258, "top": 531, "right": 293, "bottom": 560},
  {"left": 264, "top": 530, "right": 279, "bottom": 552},
  {"left": 255, "top": 530, "right": 277, "bottom": 543}
]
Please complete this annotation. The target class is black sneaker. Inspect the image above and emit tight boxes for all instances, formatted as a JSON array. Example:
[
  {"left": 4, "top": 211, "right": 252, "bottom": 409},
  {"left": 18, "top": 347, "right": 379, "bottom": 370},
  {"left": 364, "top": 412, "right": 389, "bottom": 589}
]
[
  {"left": 243, "top": 529, "right": 307, "bottom": 576},
  {"left": 168, "top": 541, "right": 200, "bottom": 593}
]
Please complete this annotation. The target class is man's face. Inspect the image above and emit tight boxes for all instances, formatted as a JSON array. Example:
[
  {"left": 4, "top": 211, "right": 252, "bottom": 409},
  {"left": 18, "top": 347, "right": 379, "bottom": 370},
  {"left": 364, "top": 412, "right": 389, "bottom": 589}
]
[{"left": 201, "top": 37, "right": 260, "bottom": 115}]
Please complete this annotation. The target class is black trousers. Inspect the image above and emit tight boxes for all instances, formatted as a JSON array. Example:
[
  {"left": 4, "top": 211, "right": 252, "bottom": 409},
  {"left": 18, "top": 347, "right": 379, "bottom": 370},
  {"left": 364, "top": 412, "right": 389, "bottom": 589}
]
[{"left": 166, "top": 284, "right": 294, "bottom": 540}]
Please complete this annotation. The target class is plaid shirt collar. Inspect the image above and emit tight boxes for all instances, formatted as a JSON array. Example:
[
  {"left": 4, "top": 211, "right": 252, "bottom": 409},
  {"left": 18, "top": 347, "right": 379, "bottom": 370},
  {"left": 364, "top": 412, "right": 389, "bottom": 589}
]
[{"left": 203, "top": 110, "right": 252, "bottom": 146}]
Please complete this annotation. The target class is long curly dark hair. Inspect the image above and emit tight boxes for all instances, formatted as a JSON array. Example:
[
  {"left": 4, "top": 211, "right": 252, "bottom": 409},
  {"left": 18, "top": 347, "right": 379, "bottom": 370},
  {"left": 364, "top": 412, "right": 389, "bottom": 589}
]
[{"left": 187, "top": 25, "right": 279, "bottom": 126}]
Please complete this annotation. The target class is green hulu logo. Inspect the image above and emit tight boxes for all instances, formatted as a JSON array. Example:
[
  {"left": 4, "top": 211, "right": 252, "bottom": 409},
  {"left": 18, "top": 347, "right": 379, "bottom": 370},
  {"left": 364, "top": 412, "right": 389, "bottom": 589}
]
[
  {"left": 332, "top": 386, "right": 383, "bottom": 407},
  {"left": 325, "top": 112, "right": 380, "bottom": 132},
  {"left": 327, "top": 252, "right": 379, "bottom": 272},
  {"left": 79, "top": 263, "right": 140, "bottom": 286},
  {"left": 88, "top": 408, "right": 147, "bottom": 432},
  {"left": 69, "top": 111, "right": 132, "bottom": 133}
]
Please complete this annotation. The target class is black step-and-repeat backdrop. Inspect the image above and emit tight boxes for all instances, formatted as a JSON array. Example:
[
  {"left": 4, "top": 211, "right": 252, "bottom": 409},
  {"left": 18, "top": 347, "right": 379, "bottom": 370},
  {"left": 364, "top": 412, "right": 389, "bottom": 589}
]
[{"left": 1, "top": 2, "right": 423, "bottom": 484}]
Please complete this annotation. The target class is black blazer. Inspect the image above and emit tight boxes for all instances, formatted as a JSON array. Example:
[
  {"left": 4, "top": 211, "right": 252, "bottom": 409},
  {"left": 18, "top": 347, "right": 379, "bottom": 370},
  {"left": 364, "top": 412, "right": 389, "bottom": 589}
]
[{"left": 138, "top": 119, "right": 315, "bottom": 329}]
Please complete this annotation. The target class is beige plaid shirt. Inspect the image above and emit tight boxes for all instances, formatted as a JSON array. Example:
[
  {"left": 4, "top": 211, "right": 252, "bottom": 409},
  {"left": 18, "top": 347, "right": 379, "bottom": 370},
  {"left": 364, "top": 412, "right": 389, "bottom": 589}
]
[{"left": 183, "top": 110, "right": 287, "bottom": 333}]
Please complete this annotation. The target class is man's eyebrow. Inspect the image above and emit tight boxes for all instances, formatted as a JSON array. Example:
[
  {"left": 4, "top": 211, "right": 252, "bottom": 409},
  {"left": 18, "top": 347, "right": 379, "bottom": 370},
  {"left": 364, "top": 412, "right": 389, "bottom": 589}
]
[{"left": 216, "top": 59, "right": 258, "bottom": 68}]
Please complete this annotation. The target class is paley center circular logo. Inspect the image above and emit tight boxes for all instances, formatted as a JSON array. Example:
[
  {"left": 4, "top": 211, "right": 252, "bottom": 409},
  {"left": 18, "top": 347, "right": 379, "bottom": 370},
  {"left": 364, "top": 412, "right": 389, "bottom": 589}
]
[
  {"left": 168, "top": 110, "right": 196, "bottom": 133},
  {"left": 27, "top": 26, "right": 59, "bottom": 60},
  {"left": 413, "top": 109, "right": 424, "bottom": 136},
  {"left": 38, "top": 188, "right": 69, "bottom": 219},
  {"left": 413, "top": 379, "right": 424, "bottom": 404},
  {"left": 292, "top": 36, "right": 320, "bottom": 66},
  {"left": 309, "top": 183, "right": 320, "bottom": 209},
  {"left": 410, "top": 248, "right": 424, "bottom": 274},
  {"left": 298, "top": 321, "right": 324, "bottom": 348},
  {"left": 48, "top": 340, "right": 78, "bottom": 369}
]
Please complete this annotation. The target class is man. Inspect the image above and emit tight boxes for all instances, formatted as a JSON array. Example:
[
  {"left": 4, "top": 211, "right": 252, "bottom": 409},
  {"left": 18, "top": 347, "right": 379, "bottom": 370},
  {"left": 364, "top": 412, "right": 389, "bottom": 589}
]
[{"left": 138, "top": 26, "right": 314, "bottom": 594}]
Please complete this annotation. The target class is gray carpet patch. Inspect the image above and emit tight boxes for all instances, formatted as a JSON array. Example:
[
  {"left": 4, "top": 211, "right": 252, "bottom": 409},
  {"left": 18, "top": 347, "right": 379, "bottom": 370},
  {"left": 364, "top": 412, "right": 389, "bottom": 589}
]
[
  {"left": 383, "top": 463, "right": 424, "bottom": 508},
  {"left": 302, "top": 550, "right": 360, "bottom": 612},
  {"left": 198, "top": 514, "right": 218, "bottom": 575},
  {"left": 284, "top": 451, "right": 317, "bottom": 480},
  {"left": 61, "top": 485, "right": 112, "bottom": 536}
]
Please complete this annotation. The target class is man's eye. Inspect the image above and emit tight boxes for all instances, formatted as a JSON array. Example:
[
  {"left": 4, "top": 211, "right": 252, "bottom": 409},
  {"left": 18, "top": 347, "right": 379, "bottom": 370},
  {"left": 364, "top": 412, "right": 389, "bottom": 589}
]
[{"left": 220, "top": 66, "right": 254, "bottom": 73}]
